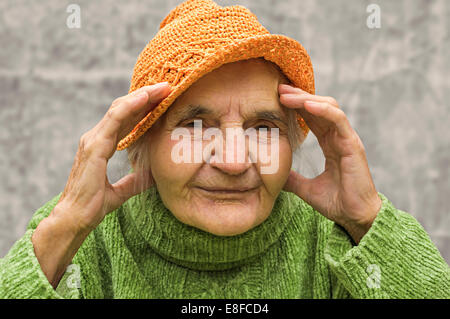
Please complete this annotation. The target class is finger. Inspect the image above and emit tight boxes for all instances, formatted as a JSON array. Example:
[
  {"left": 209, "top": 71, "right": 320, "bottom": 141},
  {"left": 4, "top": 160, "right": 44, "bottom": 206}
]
[
  {"left": 303, "top": 101, "right": 353, "bottom": 138},
  {"left": 110, "top": 83, "right": 171, "bottom": 113},
  {"left": 88, "top": 83, "right": 171, "bottom": 160},
  {"left": 107, "top": 170, "right": 153, "bottom": 211},
  {"left": 279, "top": 93, "right": 331, "bottom": 136},
  {"left": 278, "top": 83, "right": 307, "bottom": 95},
  {"left": 283, "top": 170, "right": 314, "bottom": 202},
  {"left": 279, "top": 92, "right": 339, "bottom": 109},
  {"left": 280, "top": 92, "right": 352, "bottom": 139},
  {"left": 279, "top": 84, "right": 339, "bottom": 107},
  {"left": 101, "top": 82, "right": 172, "bottom": 143}
]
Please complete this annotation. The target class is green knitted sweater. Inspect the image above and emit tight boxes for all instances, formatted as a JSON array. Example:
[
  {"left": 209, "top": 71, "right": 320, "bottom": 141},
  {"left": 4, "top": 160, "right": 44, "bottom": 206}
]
[{"left": 1, "top": 188, "right": 449, "bottom": 298}]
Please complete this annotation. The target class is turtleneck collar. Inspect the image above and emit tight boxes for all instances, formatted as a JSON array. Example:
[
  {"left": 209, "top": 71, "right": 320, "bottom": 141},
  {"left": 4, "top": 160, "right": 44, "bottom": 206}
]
[{"left": 122, "top": 187, "right": 296, "bottom": 271}]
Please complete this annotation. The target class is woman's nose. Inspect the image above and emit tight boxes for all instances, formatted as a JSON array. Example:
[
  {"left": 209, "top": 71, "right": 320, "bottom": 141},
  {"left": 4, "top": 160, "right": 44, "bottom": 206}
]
[
  {"left": 210, "top": 158, "right": 252, "bottom": 176},
  {"left": 208, "top": 128, "right": 252, "bottom": 176}
]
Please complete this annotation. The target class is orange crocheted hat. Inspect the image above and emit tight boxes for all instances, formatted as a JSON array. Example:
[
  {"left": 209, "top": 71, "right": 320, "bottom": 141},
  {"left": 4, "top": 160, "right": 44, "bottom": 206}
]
[{"left": 117, "top": 0, "right": 314, "bottom": 150}]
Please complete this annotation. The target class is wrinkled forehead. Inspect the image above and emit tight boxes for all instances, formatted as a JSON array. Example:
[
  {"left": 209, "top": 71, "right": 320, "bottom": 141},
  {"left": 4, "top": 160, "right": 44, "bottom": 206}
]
[
  {"left": 163, "top": 58, "right": 289, "bottom": 119},
  {"left": 204, "top": 58, "right": 288, "bottom": 85}
]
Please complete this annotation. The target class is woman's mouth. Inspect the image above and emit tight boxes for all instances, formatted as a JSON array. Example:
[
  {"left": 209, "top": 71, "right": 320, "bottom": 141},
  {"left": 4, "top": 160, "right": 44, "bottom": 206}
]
[
  {"left": 194, "top": 186, "right": 260, "bottom": 198},
  {"left": 197, "top": 186, "right": 258, "bottom": 193}
]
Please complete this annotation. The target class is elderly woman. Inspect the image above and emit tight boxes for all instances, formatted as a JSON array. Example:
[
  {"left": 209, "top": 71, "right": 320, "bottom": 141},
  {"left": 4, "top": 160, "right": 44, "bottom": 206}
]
[{"left": 1, "top": 0, "right": 449, "bottom": 299}]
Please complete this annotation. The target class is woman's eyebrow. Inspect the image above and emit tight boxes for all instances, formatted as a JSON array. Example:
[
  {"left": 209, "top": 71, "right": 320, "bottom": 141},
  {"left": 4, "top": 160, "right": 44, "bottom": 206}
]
[
  {"left": 252, "top": 110, "right": 288, "bottom": 126},
  {"left": 173, "top": 105, "right": 213, "bottom": 122},
  {"left": 172, "top": 105, "right": 287, "bottom": 126}
]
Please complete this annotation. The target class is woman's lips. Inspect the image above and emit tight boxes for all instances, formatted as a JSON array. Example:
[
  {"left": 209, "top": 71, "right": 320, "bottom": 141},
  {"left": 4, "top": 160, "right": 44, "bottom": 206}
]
[
  {"left": 194, "top": 186, "right": 260, "bottom": 198},
  {"left": 197, "top": 186, "right": 258, "bottom": 192}
]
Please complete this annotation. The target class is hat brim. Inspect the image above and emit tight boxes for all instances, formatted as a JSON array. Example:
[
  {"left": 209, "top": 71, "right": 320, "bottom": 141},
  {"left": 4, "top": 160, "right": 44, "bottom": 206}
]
[{"left": 117, "top": 33, "right": 314, "bottom": 150}]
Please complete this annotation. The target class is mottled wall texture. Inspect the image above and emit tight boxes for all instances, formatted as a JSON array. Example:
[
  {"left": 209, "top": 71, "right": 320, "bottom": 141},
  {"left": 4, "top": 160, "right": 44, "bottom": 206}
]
[{"left": 0, "top": 0, "right": 449, "bottom": 263}]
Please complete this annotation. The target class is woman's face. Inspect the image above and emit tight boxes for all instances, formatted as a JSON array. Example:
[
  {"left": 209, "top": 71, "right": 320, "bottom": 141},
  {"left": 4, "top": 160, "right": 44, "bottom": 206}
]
[{"left": 147, "top": 59, "right": 294, "bottom": 236}]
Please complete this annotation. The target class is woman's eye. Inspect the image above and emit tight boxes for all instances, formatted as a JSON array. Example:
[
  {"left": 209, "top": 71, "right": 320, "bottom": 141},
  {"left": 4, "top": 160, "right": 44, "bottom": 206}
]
[
  {"left": 254, "top": 124, "right": 272, "bottom": 130},
  {"left": 180, "top": 120, "right": 201, "bottom": 128}
]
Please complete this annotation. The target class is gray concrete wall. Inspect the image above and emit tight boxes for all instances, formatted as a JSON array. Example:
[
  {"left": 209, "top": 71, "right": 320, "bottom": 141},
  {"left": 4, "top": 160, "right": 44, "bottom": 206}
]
[{"left": 0, "top": 0, "right": 449, "bottom": 264}]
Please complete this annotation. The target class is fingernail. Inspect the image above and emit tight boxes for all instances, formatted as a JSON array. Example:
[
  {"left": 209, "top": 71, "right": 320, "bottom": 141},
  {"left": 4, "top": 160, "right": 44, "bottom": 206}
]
[
  {"left": 154, "top": 82, "right": 169, "bottom": 89},
  {"left": 279, "top": 84, "right": 307, "bottom": 95},
  {"left": 133, "top": 91, "right": 148, "bottom": 101},
  {"left": 152, "top": 82, "right": 171, "bottom": 95},
  {"left": 305, "top": 101, "right": 323, "bottom": 109},
  {"left": 278, "top": 83, "right": 293, "bottom": 91}
]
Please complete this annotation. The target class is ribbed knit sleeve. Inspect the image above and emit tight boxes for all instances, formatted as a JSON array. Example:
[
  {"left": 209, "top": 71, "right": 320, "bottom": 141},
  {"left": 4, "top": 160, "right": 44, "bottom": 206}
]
[
  {"left": 324, "top": 192, "right": 450, "bottom": 298},
  {"left": 0, "top": 194, "right": 80, "bottom": 299}
]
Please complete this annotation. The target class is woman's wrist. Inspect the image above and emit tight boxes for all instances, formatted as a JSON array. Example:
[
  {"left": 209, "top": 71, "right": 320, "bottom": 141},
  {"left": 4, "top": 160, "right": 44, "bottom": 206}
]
[
  {"left": 31, "top": 204, "right": 92, "bottom": 288},
  {"left": 342, "top": 219, "right": 375, "bottom": 245},
  {"left": 341, "top": 196, "right": 382, "bottom": 244}
]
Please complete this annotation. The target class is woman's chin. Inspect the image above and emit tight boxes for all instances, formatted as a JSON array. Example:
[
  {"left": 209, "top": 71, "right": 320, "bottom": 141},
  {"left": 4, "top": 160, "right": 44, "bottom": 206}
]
[
  {"left": 195, "top": 211, "right": 260, "bottom": 236},
  {"left": 171, "top": 195, "right": 263, "bottom": 236},
  {"left": 187, "top": 194, "right": 268, "bottom": 236},
  {"left": 163, "top": 186, "right": 275, "bottom": 236}
]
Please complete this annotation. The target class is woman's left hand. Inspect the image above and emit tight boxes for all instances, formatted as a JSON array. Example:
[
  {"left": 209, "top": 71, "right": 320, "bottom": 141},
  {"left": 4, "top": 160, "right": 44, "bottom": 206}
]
[{"left": 279, "top": 84, "right": 382, "bottom": 244}]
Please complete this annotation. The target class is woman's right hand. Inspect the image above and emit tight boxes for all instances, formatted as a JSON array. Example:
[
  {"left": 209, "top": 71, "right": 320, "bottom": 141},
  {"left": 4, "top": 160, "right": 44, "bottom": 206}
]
[
  {"left": 32, "top": 82, "right": 172, "bottom": 287},
  {"left": 55, "top": 82, "right": 171, "bottom": 232}
]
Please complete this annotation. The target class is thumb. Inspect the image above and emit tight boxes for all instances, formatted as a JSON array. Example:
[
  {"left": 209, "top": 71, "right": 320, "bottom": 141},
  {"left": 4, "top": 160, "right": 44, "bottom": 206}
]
[
  {"left": 283, "top": 170, "right": 314, "bottom": 201},
  {"left": 108, "top": 170, "right": 154, "bottom": 210}
]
